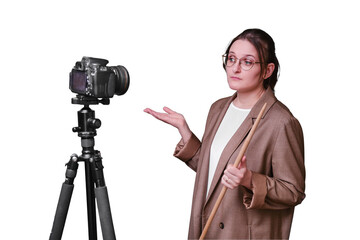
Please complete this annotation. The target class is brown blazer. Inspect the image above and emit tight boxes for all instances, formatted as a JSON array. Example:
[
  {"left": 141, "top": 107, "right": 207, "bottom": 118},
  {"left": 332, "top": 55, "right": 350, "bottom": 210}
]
[{"left": 174, "top": 89, "right": 305, "bottom": 239}]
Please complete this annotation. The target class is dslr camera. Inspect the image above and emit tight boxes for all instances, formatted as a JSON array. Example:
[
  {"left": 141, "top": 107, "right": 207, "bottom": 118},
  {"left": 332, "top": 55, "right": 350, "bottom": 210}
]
[{"left": 69, "top": 57, "right": 130, "bottom": 99}]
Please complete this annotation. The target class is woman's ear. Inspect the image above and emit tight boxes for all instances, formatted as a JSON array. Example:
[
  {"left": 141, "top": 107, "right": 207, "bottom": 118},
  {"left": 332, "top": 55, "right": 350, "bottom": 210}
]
[{"left": 264, "top": 63, "right": 275, "bottom": 79}]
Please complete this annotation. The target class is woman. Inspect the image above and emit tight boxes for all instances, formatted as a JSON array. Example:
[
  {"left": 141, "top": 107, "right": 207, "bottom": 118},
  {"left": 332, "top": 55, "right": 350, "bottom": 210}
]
[{"left": 144, "top": 29, "right": 305, "bottom": 239}]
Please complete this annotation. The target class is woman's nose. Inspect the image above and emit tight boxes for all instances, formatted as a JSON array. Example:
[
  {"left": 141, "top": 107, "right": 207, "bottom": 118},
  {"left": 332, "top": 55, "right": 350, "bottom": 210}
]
[{"left": 232, "top": 60, "right": 242, "bottom": 73}]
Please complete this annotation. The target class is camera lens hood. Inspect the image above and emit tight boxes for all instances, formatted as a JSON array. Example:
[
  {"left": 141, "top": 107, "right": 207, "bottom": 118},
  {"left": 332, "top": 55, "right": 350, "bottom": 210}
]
[{"left": 111, "top": 65, "right": 130, "bottom": 96}]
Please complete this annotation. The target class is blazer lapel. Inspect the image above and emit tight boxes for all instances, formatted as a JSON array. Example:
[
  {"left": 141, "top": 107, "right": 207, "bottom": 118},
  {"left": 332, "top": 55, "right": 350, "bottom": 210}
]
[
  {"left": 205, "top": 88, "right": 277, "bottom": 204},
  {"left": 205, "top": 115, "right": 252, "bottom": 202}
]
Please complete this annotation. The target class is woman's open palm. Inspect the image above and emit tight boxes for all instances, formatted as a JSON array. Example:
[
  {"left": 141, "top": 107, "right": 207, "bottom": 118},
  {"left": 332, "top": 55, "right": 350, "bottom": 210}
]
[{"left": 144, "top": 107, "right": 192, "bottom": 142}]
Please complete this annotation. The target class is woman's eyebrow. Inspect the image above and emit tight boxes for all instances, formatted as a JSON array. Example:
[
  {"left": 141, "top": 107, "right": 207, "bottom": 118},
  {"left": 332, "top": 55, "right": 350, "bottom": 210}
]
[{"left": 229, "top": 51, "right": 256, "bottom": 58}]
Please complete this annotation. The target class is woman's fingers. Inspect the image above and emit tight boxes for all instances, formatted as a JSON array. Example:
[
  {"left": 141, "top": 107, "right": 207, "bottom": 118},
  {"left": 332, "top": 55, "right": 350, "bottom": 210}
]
[
  {"left": 236, "top": 156, "right": 247, "bottom": 169},
  {"left": 222, "top": 175, "right": 235, "bottom": 189},
  {"left": 222, "top": 156, "right": 252, "bottom": 190},
  {"left": 163, "top": 106, "right": 176, "bottom": 114},
  {"left": 145, "top": 107, "right": 192, "bottom": 143},
  {"left": 143, "top": 108, "right": 156, "bottom": 115},
  {"left": 224, "top": 166, "right": 242, "bottom": 185},
  {"left": 144, "top": 108, "right": 168, "bottom": 121},
  {"left": 144, "top": 107, "right": 181, "bottom": 127}
]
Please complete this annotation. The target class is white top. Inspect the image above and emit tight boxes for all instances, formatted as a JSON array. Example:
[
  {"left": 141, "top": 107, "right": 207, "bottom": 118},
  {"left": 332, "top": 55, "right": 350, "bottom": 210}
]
[{"left": 207, "top": 102, "right": 250, "bottom": 195}]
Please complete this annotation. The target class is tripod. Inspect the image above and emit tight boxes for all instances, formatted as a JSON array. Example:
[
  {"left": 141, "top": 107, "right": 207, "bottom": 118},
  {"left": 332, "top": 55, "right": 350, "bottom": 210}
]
[{"left": 50, "top": 96, "right": 116, "bottom": 240}]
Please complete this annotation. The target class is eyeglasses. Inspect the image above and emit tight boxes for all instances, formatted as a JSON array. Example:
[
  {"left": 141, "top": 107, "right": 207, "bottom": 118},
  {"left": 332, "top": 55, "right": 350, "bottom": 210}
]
[{"left": 222, "top": 54, "right": 262, "bottom": 71}]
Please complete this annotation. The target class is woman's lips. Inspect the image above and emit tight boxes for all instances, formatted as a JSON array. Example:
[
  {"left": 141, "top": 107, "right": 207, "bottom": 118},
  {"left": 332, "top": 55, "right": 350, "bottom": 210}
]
[{"left": 230, "top": 76, "right": 242, "bottom": 80}]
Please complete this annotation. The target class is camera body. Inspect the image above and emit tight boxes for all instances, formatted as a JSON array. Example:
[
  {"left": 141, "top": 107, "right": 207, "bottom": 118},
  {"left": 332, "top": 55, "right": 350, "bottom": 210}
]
[{"left": 69, "top": 57, "right": 129, "bottom": 99}]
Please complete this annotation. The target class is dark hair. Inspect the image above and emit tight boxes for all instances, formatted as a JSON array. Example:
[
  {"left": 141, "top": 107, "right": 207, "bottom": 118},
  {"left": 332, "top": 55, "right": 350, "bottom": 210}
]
[{"left": 223, "top": 28, "right": 280, "bottom": 90}]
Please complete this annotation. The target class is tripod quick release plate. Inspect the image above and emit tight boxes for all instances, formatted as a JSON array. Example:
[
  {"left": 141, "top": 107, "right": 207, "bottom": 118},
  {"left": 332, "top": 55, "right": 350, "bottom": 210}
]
[{"left": 72, "top": 95, "right": 110, "bottom": 105}]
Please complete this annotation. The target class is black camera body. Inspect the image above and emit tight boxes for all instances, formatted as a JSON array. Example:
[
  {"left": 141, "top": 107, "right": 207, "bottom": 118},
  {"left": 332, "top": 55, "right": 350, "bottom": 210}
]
[{"left": 69, "top": 57, "right": 129, "bottom": 99}]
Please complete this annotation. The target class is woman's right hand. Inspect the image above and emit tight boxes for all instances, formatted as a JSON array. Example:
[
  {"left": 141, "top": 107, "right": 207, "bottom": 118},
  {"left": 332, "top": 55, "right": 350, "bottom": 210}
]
[{"left": 144, "top": 107, "right": 192, "bottom": 143}]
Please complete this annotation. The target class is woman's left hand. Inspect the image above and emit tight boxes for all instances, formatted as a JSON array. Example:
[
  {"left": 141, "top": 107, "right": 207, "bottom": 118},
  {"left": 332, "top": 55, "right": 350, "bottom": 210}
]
[{"left": 221, "top": 156, "right": 253, "bottom": 190}]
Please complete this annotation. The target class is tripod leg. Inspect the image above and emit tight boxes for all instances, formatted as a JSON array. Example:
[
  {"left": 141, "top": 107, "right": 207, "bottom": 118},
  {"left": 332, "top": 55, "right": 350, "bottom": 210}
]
[
  {"left": 50, "top": 183, "right": 74, "bottom": 240},
  {"left": 50, "top": 155, "right": 79, "bottom": 240},
  {"left": 91, "top": 151, "right": 116, "bottom": 240},
  {"left": 85, "top": 159, "right": 98, "bottom": 240},
  {"left": 95, "top": 186, "right": 116, "bottom": 240}
]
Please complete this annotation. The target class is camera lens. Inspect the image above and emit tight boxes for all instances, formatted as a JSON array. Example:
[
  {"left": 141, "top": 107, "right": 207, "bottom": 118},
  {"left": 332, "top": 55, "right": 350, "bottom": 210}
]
[{"left": 111, "top": 66, "right": 130, "bottom": 96}]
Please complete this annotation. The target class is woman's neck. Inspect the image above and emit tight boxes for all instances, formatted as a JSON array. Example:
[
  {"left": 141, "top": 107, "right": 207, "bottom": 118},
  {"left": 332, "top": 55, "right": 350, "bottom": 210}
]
[{"left": 233, "top": 88, "right": 265, "bottom": 109}]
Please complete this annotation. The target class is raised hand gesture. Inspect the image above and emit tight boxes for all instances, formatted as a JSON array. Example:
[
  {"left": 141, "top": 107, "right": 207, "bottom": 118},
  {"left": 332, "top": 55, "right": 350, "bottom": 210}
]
[{"left": 144, "top": 107, "right": 192, "bottom": 143}]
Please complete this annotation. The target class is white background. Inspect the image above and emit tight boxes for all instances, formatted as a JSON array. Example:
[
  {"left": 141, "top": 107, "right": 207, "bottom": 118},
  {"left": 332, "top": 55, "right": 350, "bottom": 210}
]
[{"left": 1, "top": 0, "right": 359, "bottom": 239}]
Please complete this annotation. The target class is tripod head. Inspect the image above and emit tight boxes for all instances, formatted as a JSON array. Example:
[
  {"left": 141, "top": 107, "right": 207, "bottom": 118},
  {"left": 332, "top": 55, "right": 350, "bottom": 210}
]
[
  {"left": 71, "top": 96, "right": 104, "bottom": 152},
  {"left": 72, "top": 107, "right": 100, "bottom": 139}
]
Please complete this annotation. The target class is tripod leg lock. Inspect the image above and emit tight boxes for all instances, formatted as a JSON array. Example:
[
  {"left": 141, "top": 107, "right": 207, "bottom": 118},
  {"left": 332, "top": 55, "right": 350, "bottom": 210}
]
[
  {"left": 65, "top": 154, "right": 79, "bottom": 185},
  {"left": 90, "top": 151, "right": 106, "bottom": 187}
]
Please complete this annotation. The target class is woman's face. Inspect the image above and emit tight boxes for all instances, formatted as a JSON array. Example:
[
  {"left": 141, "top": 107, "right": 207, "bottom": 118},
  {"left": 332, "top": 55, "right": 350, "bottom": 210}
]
[{"left": 225, "top": 39, "right": 264, "bottom": 94}]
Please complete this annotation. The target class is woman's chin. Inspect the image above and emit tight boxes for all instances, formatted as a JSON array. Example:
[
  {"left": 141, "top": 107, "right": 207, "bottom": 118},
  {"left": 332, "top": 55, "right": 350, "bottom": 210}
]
[{"left": 228, "top": 82, "right": 245, "bottom": 92}]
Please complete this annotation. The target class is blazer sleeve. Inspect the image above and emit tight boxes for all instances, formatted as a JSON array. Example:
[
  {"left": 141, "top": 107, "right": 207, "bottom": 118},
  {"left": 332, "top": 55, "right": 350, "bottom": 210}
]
[
  {"left": 173, "top": 98, "right": 222, "bottom": 172},
  {"left": 243, "top": 117, "right": 306, "bottom": 210},
  {"left": 173, "top": 133, "right": 201, "bottom": 172}
]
